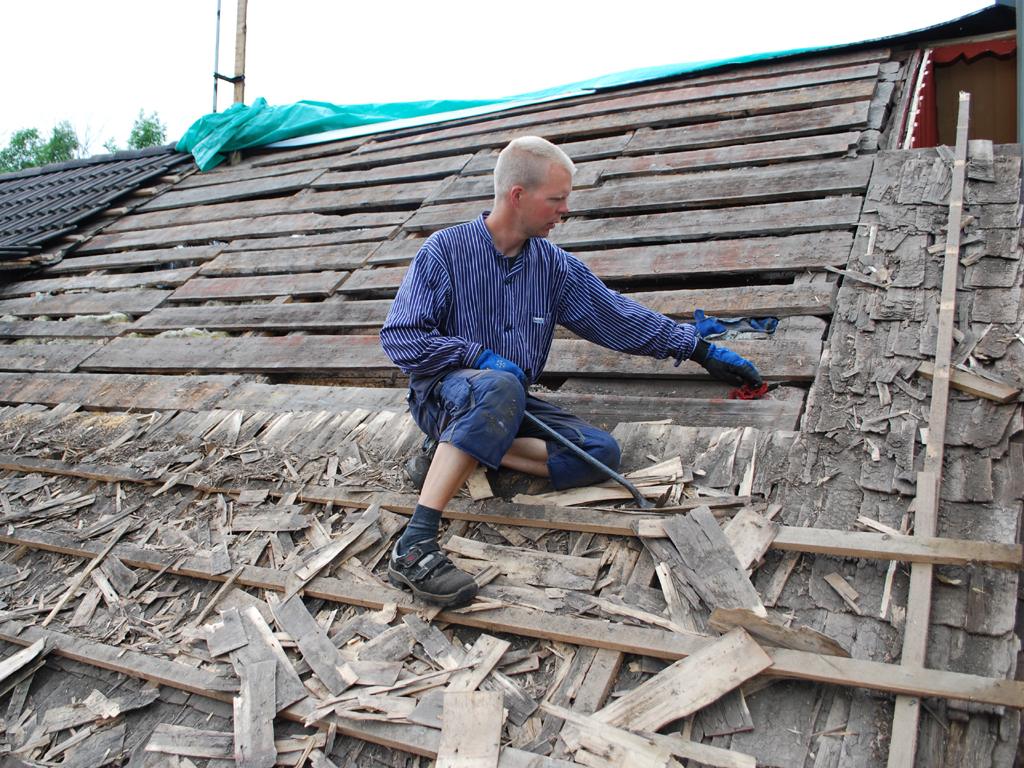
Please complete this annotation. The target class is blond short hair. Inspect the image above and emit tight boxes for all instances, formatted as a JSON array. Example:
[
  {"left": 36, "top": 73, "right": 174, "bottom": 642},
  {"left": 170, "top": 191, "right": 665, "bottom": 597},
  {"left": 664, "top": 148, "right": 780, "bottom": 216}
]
[{"left": 493, "top": 136, "right": 575, "bottom": 203}]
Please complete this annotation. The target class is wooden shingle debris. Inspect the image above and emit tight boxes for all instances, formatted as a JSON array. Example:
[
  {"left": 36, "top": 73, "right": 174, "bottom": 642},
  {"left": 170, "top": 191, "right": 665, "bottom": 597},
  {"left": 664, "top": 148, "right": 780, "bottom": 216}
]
[
  {"left": 234, "top": 659, "right": 277, "bottom": 768},
  {"left": 436, "top": 691, "right": 505, "bottom": 768}
]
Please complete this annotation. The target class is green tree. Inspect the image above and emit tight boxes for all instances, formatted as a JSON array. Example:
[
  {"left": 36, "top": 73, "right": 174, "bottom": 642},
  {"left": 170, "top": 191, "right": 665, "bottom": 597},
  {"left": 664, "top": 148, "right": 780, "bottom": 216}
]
[
  {"left": 0, "top": 121, "right": 80, "bottom": 173},
  {"left": 127, "top": 110, "right": 167, "bottom": 150}
]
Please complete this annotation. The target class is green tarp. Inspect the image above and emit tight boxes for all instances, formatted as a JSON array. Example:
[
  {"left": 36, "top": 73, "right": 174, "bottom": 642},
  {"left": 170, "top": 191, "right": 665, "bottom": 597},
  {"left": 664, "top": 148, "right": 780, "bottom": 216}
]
[{"left": 175, "top": 44, "right": 844, "bottom": 171}]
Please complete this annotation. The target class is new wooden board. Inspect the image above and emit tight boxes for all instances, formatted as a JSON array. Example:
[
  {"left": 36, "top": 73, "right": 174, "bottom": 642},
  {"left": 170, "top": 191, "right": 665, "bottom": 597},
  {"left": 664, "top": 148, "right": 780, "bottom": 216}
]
[
  {"left": 592, "top": 628, "right": 773, "bottom": 731},
  {"left": 0, "top": 290, "right": 171, "bottom": 318},
  {"left": 0, "top": 344, "right": 100, "bottom": 373},
  {"left": 78, "top": 335, "right": 821, "bottom": 380},
  {"left": 199, "top": 244, "right": 376, "bottom": 276},
  {"left": 169, "top": 272, "right": 348, "bottom": 302}
]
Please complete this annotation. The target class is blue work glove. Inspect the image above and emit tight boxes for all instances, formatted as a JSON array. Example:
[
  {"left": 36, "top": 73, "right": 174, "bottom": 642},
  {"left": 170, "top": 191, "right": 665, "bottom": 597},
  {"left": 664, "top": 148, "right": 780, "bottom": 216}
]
[
  {"left": 474, "top": 349, "right": 527, "bottom": 388},
  {"left": 689, "top": 339, "right": 763, "bottom": 388},
  {"left": 694, "top": 309, "right": 778, "bottom": 339}
]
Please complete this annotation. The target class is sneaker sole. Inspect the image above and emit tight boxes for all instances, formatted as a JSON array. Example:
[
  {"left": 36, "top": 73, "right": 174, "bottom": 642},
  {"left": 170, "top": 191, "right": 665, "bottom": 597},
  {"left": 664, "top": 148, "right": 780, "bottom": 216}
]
[{"left": 388, "top": 569, "right": 478, "bottom": 607}]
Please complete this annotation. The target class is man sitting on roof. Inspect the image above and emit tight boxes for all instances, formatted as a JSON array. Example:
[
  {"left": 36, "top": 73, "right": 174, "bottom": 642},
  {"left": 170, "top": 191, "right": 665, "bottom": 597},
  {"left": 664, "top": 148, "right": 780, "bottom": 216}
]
[{"left": 380, "top": 136, "right": 762, "bottom": 606}]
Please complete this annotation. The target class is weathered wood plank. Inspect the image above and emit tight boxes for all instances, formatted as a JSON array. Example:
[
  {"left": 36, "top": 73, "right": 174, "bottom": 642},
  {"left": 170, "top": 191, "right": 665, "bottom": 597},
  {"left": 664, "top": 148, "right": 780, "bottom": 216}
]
[
  {"left": 591, "top": 628, "right": 772, "bottom": 731},
  {"left": 223, "top": 229, "right": 401, "bottom": 252},
  {"left": 169, "top": 272, "right": 348, "bottom": 302},
  {"left": 353, "top": 81, "right": 878, "bottom": 167},
  {"left": 409, "top": 160, "right": 872, "bottom": 229},
  {"left": 79, "top": 214, "right": 398, "bottom": 254},
  {"left": 234, "top": 659, "right": 277, "bottom": 768},
  {"left": 436, "top": 691, "right": 504, "bottom": 768},
  {"left": 444, "top": 157, "right": 874, "bottom": 215},
  {"left": 0, "top": 267, "right": 201, "bottom": 299},
  {"left": 707, "top": 606, "right": 850, "bottom": 657},
  {"left": 444, "top": 535, "right": 600, "bottom": 590},
  {"left": 662, "top": 508, "right": 767, "bottom": 617},
  {"left": 39, "top": 245, "right": 222, "bottom": 276},
  {"left": 78, "top": 335, "right": 821, "bottom": 380},
  {"left": 366, "top": 66, "right": 880, "bottom": 151},
  {"left": 128, "top": 300, "right": 393, "bottom": 333},
  {"left": 199, "top": 244, "right": 375, "bottom": 276},
  {"left": 0, "top": 290, "right": 171, "bottom": 318},
  {"left": 572, "top": 232, "right": 854, "bottom": 281},
  {"left": 268, "top": 594, "right": 357, "bottom": 695},
  {"left": 603, "top": 133, "right": 861, "bottom": 179},
  {"left": 5, "top": 533, "right": 1024, "bottom": 709},
  {"left": 542, "top": 392, "right": 804, "bottom": 431},
  {"left": 405, "top": 198, "right": 863, "bottom": 249},
  {"left": 0, "top": 320, "right": 131, "bottom": 340},
  {"left": 336, "top": 267, "right": 408, "bottom": 294},
  {"left": 0, "top": 344, "right": 101, "bottom": 373},
  {"left": 0, "top": 371, "right": 238, "bottom": 411},
  {"left": 625, "top": 282, "right": 838, "bottom": 318},
  {"left": 140, "top": 169, "right": 326, "bottom": 211},
  {"left": 104, "top": 199, "right": 409, "bottom": 234},
  {"left": 313, "top": 155, "right": 475, "bottom": 189},
  {"left": 624, "top": 100, "right": 870, "bottom": 155}
]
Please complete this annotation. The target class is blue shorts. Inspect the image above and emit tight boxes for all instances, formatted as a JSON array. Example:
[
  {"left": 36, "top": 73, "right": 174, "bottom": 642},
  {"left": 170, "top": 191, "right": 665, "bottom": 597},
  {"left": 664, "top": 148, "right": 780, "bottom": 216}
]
[{"left": 407, "top": 369, "right": 621, "bottom": 491}]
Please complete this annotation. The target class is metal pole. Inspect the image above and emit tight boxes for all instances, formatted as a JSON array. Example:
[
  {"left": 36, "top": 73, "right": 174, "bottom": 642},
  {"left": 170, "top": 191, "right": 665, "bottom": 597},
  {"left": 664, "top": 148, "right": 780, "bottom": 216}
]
[
  {"left": 233, "top": 0, "right": 248, "bottom": 105},
  {"left": 213, "top": 0, "right": 221, "bottom": 113},
  {"left": 1017, "top": 0, "right": 1023, "bottom": 145}
]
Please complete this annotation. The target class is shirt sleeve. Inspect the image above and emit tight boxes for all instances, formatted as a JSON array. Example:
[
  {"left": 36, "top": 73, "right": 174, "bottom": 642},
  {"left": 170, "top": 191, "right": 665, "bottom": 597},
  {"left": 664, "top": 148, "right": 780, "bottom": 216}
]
[
  {"left": 554, "top": 253, "right": 696, "bottom": 362},
  {"left": 379, "top": 241, "right": 483, "bottom": 375}
]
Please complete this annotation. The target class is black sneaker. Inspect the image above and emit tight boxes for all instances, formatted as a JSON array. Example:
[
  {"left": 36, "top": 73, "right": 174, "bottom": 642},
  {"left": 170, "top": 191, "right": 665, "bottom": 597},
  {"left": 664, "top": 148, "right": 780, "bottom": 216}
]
[
  {"left": 405, "top": 438, "right": 438, "bottom": 491},
  {"left": 388, "top": 541, "right": 478, "bottom": 607}
]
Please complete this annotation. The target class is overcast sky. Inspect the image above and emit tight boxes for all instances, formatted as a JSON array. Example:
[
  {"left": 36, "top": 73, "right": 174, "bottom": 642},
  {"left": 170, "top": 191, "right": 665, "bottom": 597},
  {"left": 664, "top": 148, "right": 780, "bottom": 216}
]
[{"left": 0, "top": 0, "right": 995, "bottom": 156}]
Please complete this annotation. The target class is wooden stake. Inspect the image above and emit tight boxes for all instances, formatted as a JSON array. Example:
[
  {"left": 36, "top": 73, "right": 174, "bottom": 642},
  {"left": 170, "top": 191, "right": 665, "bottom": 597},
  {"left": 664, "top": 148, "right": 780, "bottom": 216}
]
[
  {"left": 887, "top": 91, "right": 971, "bottom": 768},
  {"left": 233, "top": 0, "right": 247, "bottom": 104}
]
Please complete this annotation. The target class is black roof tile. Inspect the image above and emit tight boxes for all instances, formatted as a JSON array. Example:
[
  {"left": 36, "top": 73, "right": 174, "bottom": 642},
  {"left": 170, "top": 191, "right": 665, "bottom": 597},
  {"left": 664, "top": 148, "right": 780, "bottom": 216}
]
[{"left": 0, "top": 144, "right": 191, "bottom": 260}]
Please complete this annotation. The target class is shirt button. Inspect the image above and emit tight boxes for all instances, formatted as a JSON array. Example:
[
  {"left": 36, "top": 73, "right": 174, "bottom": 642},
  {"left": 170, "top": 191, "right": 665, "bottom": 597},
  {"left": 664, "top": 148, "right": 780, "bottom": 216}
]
[{"left": 505, "top": 324, "right": 513, "bottom": 332}]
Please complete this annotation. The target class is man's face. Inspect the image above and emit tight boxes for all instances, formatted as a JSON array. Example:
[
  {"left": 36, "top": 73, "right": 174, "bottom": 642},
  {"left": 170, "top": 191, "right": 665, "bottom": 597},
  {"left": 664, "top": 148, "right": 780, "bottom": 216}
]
[{"left": 517, "top": 163, "right": 572, "bottom": 239}]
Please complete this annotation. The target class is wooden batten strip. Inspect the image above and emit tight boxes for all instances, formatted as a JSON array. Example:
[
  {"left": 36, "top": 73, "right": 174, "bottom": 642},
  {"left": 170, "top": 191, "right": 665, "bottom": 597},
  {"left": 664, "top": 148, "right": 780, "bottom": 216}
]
[
  {"left": 887, "top": 92, "right": 971, "bottom": 768},
  {"left": 0, "top": 535, "right": 1021, "bottom": 709},
  {"left": 76, "top": 335, "right": 820, "bottom": 381}
]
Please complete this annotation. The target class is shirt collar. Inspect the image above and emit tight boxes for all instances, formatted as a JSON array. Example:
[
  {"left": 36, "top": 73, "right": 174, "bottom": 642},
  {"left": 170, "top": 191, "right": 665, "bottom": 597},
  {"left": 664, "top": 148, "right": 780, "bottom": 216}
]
[{"left": 477, "top": 212, "right": 532, "bottom": 268}]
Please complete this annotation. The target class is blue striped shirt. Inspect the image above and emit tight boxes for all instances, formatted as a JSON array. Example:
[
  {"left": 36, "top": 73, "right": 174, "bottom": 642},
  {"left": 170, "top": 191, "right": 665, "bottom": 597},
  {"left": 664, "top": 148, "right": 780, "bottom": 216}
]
[{"left": 380, "top": 213, "right": 696, "bottom": 385}]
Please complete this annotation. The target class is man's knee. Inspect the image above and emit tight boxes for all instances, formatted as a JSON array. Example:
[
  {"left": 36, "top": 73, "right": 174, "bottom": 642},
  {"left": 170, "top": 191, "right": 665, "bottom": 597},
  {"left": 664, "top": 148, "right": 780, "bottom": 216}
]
[{"left": 548, "top": 428, "right": 621, "bottom": 490}]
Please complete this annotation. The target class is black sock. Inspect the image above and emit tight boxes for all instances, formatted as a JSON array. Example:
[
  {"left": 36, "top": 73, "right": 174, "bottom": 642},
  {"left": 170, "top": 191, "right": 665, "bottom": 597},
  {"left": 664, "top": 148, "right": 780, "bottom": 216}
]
[{"left": 396, "top": 503, "right": 444, "bottom": 554}]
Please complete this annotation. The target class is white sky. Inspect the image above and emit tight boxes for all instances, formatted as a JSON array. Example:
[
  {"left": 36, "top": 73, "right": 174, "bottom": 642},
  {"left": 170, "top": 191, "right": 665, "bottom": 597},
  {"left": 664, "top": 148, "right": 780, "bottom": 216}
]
[{"left": 0, "top": 0, "right": 996, "bottom": 155}]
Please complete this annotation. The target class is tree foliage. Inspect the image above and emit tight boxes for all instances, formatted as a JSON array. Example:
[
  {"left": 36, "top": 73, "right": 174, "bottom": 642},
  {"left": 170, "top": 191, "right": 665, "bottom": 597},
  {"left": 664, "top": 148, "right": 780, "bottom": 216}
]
[
  {"left": 0, "top": 121, "right": 80, "bottom": 173},
  {"left": 128, "top": 110, "right": 167, "bottom": 150}
]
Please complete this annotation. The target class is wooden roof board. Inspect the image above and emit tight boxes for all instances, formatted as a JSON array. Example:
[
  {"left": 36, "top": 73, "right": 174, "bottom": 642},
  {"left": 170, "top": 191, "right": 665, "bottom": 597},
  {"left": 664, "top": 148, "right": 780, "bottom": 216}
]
[
  {"left": 0, "top": 319, "right": 131, "bottom": 340},
  {"left": 138, "top": 169, "right": 328, "bottom": 211},
  {"left": 38, "top": 245, "right": 224, "bottom": 276},
  {"left": 79, "top": 335, "right": 819, "bottom": 380},
  {"left": 198, "top": 244, "right": 374, "bottom": 277},
  {"left": 0, "top": 371, "right": 241, "bottom": 410},
  {"left": 0, "top": 290, "right": 171, "bottom": 319},
  {"left": 167, "top": 272, "right": 348, "bottom": 302},
  {"left": 0, "top": 343, "right": 101, "bottom": 373},
  {"left": 0, "top": 266, "right": 202, "bottom": 300},
  {"left": 357, "top": 63, "right": 881, "bottom": 154}
]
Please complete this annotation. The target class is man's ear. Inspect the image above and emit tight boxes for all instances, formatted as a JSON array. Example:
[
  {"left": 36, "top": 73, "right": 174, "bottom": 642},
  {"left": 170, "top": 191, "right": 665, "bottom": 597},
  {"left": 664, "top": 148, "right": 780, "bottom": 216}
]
[{"left": 509, "top": 185, "right": 526, "bottom": 208}]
